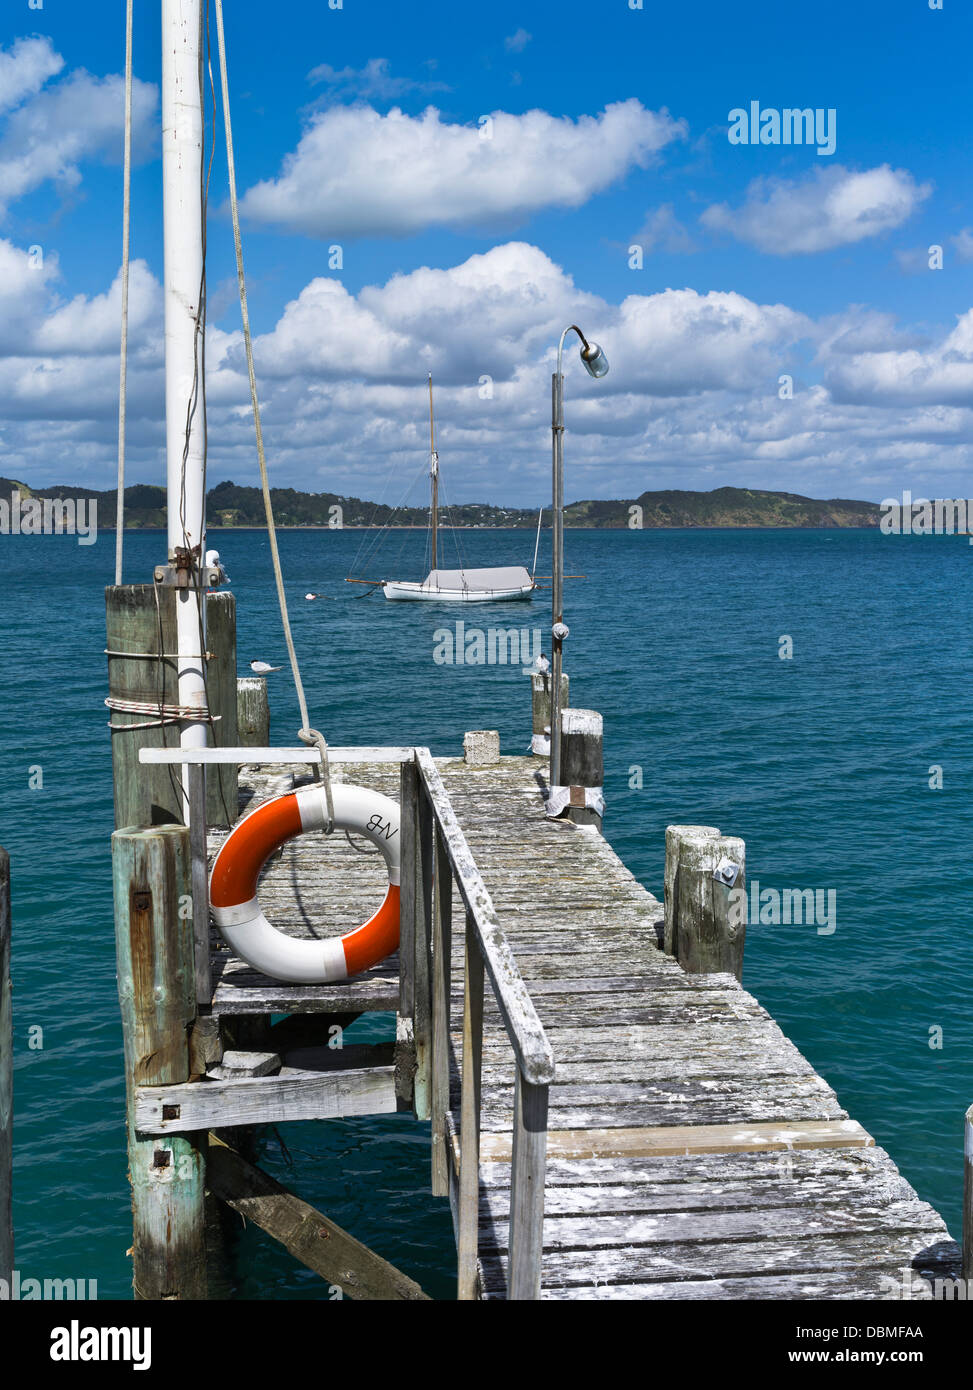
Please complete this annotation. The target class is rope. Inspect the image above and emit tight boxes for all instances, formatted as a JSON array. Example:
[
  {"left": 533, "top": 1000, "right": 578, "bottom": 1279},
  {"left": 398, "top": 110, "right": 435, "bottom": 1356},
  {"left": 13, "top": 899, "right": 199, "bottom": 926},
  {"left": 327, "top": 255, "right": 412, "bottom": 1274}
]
[
  {"left": 114, "top": 0, "right": 134, "bottom": 586},
  {"left": 105, "top": 696, "right": 223, "bottom": 731},
  {"left": 214, "top": 0, "right": 334, "bottom": 832}
]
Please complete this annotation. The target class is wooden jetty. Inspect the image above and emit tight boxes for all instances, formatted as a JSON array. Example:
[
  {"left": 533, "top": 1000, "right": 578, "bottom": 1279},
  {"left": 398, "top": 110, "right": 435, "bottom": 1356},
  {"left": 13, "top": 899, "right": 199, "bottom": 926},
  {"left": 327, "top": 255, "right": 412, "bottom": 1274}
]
[
  {"left": 151, "top": 745, "right": 956, "bottom": 1302},
  {"left": 103, "top": 622, "right": 970, "bottom": 1299}
]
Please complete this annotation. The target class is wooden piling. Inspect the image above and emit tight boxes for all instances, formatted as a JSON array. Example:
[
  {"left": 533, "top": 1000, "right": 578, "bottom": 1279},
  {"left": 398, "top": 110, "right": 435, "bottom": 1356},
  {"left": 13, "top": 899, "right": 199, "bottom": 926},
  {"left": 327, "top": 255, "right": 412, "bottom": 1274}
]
[
  {"left": 237, "top": 676, "right": 270, "bottom": 747},
  {"left": 106, "top": 585, "right": 182, "bottom": 828},
  {"left": 558, "top": 708, "right": 603, "bottom": 828},
  {"left": 112, "top": 823, "right": 207, "bottom": 1299},
  {"left": 664, "top": 825, "right": 720, "bottom": 957},
  {"left": 964, "top": 1103, "right": 973, "bottom": 1282},
  {"left": 673, "top": 830, "right": 747, "bottom": 981},
  {"left": 530, "top": 671, "right": 568, "bottom": 754},
  {"left": 204, "top": 591, "right": 238, "bottom": 828},
  {"left": 0, "top": 849, "right": 11, "bottom": 1287}
]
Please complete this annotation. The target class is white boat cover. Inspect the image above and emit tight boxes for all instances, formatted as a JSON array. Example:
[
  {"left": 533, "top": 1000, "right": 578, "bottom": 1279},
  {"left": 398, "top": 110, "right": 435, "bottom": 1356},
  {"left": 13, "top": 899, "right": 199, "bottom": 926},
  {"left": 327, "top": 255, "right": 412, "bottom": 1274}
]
[{"left": 424, "top": 566, "right": 533, "bottom": 591}]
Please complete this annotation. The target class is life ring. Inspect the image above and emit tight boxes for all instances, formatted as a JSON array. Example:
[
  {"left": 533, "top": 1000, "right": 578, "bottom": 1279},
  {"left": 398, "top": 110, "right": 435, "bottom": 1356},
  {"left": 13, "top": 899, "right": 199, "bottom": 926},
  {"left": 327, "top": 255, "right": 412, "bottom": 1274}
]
[{"left": 209, "top": 783, "right": 400, "bottom": 984}]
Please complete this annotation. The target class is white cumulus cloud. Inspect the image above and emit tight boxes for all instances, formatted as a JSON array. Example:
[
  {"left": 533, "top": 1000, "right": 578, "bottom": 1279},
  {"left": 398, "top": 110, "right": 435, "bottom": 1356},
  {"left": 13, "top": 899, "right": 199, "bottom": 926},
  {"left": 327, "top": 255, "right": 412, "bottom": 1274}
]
[
  {"left": 0, "top": 40, "right": 157, "bottom": 219},
  {"left": 239, "top": 99, "right": 687, "bottom": 239},
  {"left": 701, "top": 165, "right": 931, "bottom": 255}
]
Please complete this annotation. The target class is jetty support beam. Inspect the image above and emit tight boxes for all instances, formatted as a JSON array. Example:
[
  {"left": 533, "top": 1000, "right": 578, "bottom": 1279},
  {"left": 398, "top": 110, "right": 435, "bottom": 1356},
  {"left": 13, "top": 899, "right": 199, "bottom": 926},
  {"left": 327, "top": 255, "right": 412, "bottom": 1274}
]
[{"left": 207, "top": 1135, "right": 428, "bottom": 1300}]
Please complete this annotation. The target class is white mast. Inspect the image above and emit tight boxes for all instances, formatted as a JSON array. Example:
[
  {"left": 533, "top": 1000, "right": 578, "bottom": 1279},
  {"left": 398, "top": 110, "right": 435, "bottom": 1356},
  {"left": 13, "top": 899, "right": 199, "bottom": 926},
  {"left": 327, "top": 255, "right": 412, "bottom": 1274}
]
[{"left": 162, "top": 0, "right": 208, "bottom": 796}]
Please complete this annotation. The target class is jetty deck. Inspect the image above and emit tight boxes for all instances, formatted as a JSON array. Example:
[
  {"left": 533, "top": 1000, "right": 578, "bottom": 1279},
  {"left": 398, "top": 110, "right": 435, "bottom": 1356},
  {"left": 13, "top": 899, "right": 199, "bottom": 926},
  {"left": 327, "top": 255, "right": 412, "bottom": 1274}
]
[{"left": 203, "top": 753, "right": 962, "bottom": 1301}]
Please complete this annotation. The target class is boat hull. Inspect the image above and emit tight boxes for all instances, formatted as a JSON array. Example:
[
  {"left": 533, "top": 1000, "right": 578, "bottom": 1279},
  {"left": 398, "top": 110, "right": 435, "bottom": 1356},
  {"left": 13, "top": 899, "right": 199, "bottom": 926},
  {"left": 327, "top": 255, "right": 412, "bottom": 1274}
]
[{"left": 383, "top": 581, "right": 535, "bottom": 603}]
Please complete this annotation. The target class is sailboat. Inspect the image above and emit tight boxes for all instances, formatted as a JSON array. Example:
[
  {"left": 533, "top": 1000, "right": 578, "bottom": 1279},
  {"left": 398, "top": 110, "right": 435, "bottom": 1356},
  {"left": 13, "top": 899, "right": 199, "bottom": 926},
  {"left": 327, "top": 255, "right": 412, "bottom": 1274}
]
[{"left": 381, "top": 377, "right": 537, "bottom": 603}]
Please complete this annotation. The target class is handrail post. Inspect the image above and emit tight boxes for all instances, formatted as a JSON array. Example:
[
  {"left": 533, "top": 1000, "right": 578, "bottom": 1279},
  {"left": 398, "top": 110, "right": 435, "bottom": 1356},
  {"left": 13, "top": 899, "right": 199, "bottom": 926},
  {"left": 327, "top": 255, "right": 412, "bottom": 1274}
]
[
  {"left": 507, "top": 1069, "right": 549, "bottom": 1300},
  {"left": 413, "top": 774, "right": 434, "bottom": 1121},
  {"left": 398, "top": 758, "right": 418, "bottom": 1021},
  {"left": 430, "top": 825, "right": 452, "bottom": 1195},
  {"left": 457, "top": 910, "right": 484, "bottom": 1300}
]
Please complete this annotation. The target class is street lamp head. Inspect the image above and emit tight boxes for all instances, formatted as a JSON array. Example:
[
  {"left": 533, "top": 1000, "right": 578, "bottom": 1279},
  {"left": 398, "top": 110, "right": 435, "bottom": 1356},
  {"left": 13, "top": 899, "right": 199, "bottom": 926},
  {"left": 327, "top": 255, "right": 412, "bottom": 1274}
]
[{"left": 580, "top": 340, "right": 609, "bottom": 378}]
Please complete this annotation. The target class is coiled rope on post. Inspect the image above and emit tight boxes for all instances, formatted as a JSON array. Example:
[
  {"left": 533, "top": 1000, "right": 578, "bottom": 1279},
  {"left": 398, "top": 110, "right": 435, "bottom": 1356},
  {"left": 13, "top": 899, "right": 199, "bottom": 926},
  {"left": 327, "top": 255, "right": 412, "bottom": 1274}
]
[
  {"left": 114, "top": 0, "right": 134, "bottom": 586},
  {"left": 213, "top": 0, "right": 334, "bottom": 833}
]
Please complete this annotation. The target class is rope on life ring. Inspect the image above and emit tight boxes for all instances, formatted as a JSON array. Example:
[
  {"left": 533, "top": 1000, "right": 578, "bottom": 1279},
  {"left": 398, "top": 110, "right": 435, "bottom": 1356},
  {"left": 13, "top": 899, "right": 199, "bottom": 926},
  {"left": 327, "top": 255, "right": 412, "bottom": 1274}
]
[{"left": 209, "top": 783, "right": 400, "bottom": 983}]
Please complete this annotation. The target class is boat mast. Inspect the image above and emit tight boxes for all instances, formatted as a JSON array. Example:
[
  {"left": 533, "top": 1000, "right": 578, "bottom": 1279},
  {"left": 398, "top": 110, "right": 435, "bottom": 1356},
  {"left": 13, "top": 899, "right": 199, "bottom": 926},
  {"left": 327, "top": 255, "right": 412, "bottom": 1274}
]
[
  {"left": 428, "top": 373, "right": 438, "bottom": 571},
  {"left": 162, "top": 0, "right": 208, "bottom": 797}
]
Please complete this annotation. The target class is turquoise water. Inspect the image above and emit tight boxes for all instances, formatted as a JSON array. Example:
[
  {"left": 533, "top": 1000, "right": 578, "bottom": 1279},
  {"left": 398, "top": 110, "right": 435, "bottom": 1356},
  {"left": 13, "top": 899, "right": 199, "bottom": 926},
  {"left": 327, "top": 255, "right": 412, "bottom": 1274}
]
[{"left": 3, "top": 525, "right": 971, "bottom": 1298}]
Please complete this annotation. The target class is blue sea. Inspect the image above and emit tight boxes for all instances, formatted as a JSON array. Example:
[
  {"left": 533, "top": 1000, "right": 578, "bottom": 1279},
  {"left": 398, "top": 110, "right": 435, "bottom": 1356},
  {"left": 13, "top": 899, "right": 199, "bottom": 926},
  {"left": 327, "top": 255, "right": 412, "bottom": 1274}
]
[{"left": 3, "top": 524, "right": 971, "bottom": 1299}]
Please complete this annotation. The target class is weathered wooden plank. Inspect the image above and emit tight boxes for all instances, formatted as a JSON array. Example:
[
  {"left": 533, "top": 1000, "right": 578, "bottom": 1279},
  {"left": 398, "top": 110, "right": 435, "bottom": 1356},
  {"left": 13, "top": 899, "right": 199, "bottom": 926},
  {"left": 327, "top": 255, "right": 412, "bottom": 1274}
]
[
  {"left": 522, "top": 1270, "right": 948, "bottom": 1301},
  {"left": 480, "top": 1171, "right": 918, "bottom": 1219},
  {"left": 477, "top": 1145, "right": 904, "bottom": 1191},
  {"left": 480, "top": 1197, "right": 948, "bottom": 1255},
  {"left": 207, "top": 1136, "right": 429, "bottom": 1300},
  {"left": 473, "top": 1119, "right": 874, "bottom": 1162},
  {"left": 211, "top": 959, "right": 399, "bottom": 1016},
  {"left": 135, "top": 1066, "right": 398, "bottom": 1133},
  {"left": 478, "top": 1229, "right": 960, "bottom": 1294}
]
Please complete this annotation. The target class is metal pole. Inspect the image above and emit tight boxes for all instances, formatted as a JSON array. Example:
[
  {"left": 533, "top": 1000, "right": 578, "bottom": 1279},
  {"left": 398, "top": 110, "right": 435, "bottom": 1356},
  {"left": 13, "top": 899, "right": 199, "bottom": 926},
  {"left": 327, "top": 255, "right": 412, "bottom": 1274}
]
[
  {"left": 162, "top": 0, "right": 208, "bottom": 808},
  {"left": 550, "top": 330, "right": 568, "bottom": 787},
  {"left": 429, "top": 375, "right": 438, "bottom": 572}
]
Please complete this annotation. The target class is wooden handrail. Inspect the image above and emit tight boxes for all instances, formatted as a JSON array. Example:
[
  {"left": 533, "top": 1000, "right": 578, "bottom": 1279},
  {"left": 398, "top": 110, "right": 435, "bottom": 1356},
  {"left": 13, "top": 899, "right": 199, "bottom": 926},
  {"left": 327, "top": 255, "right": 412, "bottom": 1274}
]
[
  {"left": 414, "top": 748, "right": 555, "bottom": 1087},
  {"left": 402, "top": 749, "right": 552, "bottom": 1300}
]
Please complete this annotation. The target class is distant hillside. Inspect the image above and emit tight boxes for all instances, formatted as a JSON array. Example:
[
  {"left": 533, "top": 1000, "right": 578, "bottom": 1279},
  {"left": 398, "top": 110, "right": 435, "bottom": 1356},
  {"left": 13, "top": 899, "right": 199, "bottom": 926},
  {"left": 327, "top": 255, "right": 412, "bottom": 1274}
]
[
  {"left": 0, "top": 478, "right": 883, "bottom": 530},
  {"left": 574, "top": 487, "right": 882, "bottom": 529}
]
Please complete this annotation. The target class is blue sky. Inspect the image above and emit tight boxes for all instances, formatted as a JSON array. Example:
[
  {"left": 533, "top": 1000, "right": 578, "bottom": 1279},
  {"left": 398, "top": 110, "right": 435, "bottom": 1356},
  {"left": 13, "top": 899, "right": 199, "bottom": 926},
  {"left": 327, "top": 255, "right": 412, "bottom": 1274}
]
[{"left": 1, "top": 0, "right": 971, "bottom": 505}]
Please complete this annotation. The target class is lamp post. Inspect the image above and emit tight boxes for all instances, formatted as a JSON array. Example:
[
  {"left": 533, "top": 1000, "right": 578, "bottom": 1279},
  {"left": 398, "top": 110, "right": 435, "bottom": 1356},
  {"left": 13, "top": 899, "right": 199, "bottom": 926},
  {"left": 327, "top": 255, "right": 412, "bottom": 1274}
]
[{"left": 550, "top": 325, "right": 609, "bottom": 790}]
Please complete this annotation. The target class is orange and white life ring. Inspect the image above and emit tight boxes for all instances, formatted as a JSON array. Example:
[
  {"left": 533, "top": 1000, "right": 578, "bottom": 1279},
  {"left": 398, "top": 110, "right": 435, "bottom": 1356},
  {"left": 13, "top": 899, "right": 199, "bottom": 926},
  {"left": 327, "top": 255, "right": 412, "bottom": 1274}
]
[{"left": 209, "top": 783, "right": 400, "bottom": 984}]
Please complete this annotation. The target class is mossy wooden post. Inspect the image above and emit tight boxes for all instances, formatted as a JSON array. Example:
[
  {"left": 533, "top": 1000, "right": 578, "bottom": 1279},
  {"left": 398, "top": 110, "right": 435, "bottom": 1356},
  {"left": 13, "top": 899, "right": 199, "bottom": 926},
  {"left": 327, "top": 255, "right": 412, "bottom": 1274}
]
[
  {"left": 531, "top": 671, "right": 568, "bottom": 754},
  {"left": 559, "top": 709, "right": 603, "bottom": 828},
  {"left": 0, "top": 849, "right": 11, "bottom": 1287},
  {"left": 673, "top": 831, "right": 747, "bottom": 982},
  {"left": 237, "top": 676, "right": 269, "bottom": 747},
  {"left": 964, "top": 1103, "right": 973, "bottom": 1281},
  {"left": 664, "top": 825, "right": 720, "bottom": 958},
  {"left": 106, "top": 585, "right": 182, "bottom": 829},
  {"left": 204, "top": 591, "right": 237, "bottom": 828},
  {"left": 113, "top": 824, "right": 207, "bottom": 1299}
]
